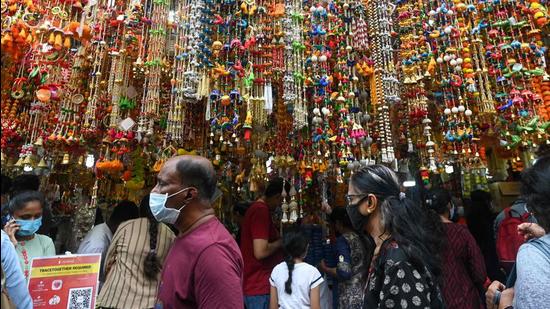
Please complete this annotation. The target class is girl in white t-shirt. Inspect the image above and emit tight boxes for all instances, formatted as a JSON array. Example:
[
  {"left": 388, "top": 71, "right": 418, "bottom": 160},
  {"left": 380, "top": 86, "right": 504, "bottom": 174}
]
[{"left": 269, "top": 228, "right": 323, "bottom": 309}]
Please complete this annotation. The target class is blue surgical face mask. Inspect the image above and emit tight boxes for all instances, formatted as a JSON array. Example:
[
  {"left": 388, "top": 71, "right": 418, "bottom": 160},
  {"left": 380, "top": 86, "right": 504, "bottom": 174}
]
[
  {"left": 149, "top": 187, "right": 192, "bottom": 224},
  {"left": 16, "top": 217, "right": 42, "bottom": 236}
]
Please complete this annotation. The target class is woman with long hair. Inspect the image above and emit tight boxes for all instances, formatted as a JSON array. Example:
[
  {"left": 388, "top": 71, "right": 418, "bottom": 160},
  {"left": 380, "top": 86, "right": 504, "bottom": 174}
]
[
  {"left": 269, "top": 228, "right": 323, "bottom": 309},
  {"left": 426, "top": 188, "right": 487, "bottom": 308},
  {"left": 96, "top": 195, "right": 175, "bottom": 309},
  {"left": 346, "top": 165, "right": 445, "bottom": 307}
]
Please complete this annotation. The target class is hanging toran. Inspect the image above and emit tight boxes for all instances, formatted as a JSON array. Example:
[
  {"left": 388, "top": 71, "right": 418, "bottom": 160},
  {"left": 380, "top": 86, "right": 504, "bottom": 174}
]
[
  {"left": 394, "top": 0, "right": 549, "bottom": 170},
  {"left": 138, "top": 0, "right": 170, "bottom": 136},
  {"left": 1, "top": 0, "right": 548, "bottom": 202}
]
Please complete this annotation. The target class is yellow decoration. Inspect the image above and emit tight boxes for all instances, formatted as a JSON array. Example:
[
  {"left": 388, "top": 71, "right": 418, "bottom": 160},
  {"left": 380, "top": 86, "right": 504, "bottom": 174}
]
[
  {"left": 63, "top": 36, "right": 71, "bottom": 49},
  {"left": 54, "top": 33, "right": 63, "bottom": 49}
]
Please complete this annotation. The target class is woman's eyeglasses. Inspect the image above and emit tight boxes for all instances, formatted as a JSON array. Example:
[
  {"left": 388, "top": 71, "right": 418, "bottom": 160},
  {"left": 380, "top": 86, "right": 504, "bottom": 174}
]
[{"left": 345, "top": 194, "right": 368, "bottom": 205}]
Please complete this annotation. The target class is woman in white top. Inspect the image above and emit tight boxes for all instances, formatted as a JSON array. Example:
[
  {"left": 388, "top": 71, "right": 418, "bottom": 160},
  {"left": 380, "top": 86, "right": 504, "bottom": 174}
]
[{"left": 270, "top": 228, "right": 323, "bottom": 309}]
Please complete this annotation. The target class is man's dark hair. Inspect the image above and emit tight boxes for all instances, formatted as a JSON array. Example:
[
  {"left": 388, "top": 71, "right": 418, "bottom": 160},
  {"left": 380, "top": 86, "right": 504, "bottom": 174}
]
[
  {"left": 521, "top": 156, "right": 550, "bottom": 231},
  {"left": 536, "top": 143, "right": 550, "bottom": 158},
  {"left": 11, "top": 174, "right": 40, "bottom": 196},
  {"left": 234, "top": 201, "right": 251, "bottom": 216},
  {"left": 265, "top": 177, "right": 291, "bottom": 198},
  {"left": 94, "top": 207, "right": 104, "bottom": 225},
  {"left": 1, "top": 174, "right": 12, "bottom": 196},
  {"left": 175, "top": 159, "right": 217, "bottom": 202},
  {"left": 109, "top": 200, "right": 139, "bottom": 226}
]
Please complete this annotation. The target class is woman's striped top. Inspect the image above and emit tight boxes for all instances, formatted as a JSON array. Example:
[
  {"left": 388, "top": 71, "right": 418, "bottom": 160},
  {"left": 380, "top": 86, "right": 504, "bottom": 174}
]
[{"left": 96, "top": 217, "right": 175, "bottom": 309}]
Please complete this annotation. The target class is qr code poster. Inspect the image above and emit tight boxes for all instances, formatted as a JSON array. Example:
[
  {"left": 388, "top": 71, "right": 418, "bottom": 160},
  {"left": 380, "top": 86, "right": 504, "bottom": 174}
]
[
  {"left": 68, "top": 287, "right": 93, "bottom": 309},
  {"left": 28, "top": 254, "right": 101, "bottom": 308}
]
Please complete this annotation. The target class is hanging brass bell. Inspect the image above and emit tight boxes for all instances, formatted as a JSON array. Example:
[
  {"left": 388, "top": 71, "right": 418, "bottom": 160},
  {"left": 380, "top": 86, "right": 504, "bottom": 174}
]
[
  {"left": 14, "top": 157, "right": 24, "bottom": 167},
  {"left": 38, "top": 158, "right": 48, "bottom": 168},
  {"left": 22, "top": 156, "right": 33, "bottom": 166}
]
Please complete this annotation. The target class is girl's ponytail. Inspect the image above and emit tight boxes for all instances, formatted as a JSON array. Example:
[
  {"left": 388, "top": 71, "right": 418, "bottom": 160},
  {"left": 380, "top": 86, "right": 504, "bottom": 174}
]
[
  {"left": 284, "top": 257, "right": 295, "bottom": 294},
  {"left": 282, "top": 228, "right": 309, "bottom": 295}
]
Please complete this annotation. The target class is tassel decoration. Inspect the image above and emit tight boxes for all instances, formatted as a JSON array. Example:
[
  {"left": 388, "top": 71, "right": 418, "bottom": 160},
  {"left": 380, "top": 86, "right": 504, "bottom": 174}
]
[
  {"left": 48, "top": 32, "right": 55, "bottom": 45},
  {"left": 54, "top": 33, "right": 62, "bottom": 50},
  {"left": 63, "top": 36, "right": 71, "bottom": 49},
  {"left": 281, "top": 201, "right": 289, "bottom": 223},
  {"left": 264, "top": 83, "right": 273, "bottom": 113}
]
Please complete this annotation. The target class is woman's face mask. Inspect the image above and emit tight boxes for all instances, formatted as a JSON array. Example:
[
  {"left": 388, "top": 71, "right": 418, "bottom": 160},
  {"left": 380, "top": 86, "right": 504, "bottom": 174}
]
[
  {"left": 15, "top": 217, "right": 42, "bottom": 236},
  {"left": 345, "top": 195, "right": 370, "bottom": 231},
  {"left": 13, "top": 200, "right": 44, "bottom": 236}
]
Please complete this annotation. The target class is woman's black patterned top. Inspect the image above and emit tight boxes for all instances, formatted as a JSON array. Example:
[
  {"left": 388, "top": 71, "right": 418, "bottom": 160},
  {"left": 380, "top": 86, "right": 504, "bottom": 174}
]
[{"left": 363, "top": 239, "right": 445, "bottom": 308}]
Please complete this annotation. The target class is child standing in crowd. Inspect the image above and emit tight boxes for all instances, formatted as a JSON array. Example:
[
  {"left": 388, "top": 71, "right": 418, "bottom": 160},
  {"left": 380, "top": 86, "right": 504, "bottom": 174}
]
[
  {"left": 2, "top": 191, "right": 55, "bottom": 281},
  {"left": 426, "top": 188, "right": 487, "bottom": 309},
  {"left": 232, "top": 200, "right": 251, "bottom": 245},
  {"left": 269, "top": 228, "right": 323, "bottom": 309}
]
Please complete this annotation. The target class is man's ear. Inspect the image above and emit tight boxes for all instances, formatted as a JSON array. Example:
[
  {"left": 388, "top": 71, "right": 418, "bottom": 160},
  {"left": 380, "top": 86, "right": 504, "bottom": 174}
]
[{"left": 187, "top": 187, "right": 199, "bottom": 200}]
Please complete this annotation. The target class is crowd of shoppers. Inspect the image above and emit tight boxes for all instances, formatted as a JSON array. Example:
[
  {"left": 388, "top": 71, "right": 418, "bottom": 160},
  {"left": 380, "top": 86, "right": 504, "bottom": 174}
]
[{"left": 1, "top": 153, "right": 549, "bottom": 309}]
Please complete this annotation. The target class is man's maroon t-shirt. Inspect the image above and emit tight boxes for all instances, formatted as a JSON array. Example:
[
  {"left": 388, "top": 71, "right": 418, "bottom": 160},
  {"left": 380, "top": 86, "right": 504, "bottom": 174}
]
[
  {"left": 240, "top": 201, "right": 283, "bottom": 296},
  {"left": 156, "top": 217, "right": 244, "bottom": 309}
]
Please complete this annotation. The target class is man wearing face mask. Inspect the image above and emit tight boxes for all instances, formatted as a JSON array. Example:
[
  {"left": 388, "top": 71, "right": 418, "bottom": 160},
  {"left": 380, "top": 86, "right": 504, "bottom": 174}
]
[{"left": 153, "top": 155, "right": 244, "bottom": 309}]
